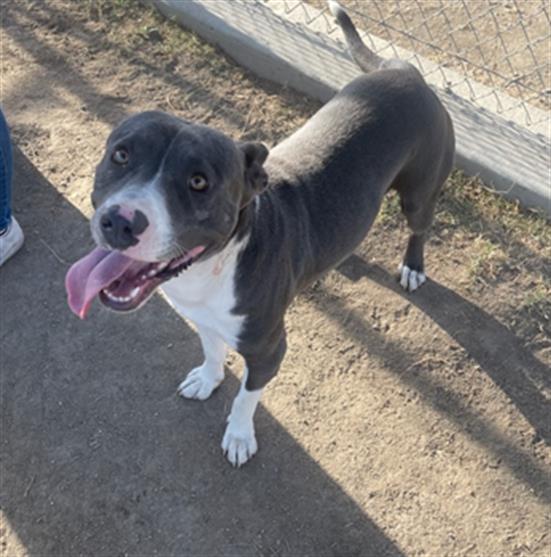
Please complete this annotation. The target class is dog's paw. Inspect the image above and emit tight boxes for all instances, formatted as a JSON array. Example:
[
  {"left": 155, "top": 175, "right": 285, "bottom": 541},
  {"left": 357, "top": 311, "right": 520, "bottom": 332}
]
[
  {"left": 221, "top": 421, "right": 258, "bottom": 467},
  {"left": 178, "top": 365, "right": 224, "bottom": 401},
  {"left": 399, "top": 263, "right": 426, "bottom": 292}
]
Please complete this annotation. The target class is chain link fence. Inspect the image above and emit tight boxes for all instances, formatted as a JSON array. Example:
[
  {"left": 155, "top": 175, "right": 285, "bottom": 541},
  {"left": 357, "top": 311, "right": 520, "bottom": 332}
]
[
  {"left": 150, "top": 0, "right": 550, "bottom": 212},
  {"left": 274, "top": 0, "right": 550, "bottom": 131}
]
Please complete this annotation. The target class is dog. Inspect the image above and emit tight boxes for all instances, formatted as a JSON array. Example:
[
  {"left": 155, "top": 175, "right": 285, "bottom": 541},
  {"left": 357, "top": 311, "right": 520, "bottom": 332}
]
[{"left": 65, "top": 2, "right": 454, "bottom": 467}]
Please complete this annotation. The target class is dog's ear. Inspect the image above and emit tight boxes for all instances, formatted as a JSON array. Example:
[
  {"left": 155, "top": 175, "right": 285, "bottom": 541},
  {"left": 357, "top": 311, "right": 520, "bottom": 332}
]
[{"left": 239, "top": 141, "right": 269, "bottom": 203}]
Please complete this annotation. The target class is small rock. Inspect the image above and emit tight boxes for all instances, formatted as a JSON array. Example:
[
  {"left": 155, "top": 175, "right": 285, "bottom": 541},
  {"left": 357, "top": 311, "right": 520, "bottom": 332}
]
[{"left": 147, "top": 28, "right": 163, "bottom": 43}]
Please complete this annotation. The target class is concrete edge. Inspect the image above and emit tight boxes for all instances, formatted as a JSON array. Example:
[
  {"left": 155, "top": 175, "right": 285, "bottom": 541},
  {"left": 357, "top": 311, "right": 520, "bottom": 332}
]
[{"left": 147, "top": 0, "right": 550, "bottom": 217}]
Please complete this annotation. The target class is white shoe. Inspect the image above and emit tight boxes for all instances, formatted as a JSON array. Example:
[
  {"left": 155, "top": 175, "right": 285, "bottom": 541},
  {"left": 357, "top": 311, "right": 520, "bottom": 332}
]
[{"left": 0, "top": 217, "right": 24, "bottom": 266}]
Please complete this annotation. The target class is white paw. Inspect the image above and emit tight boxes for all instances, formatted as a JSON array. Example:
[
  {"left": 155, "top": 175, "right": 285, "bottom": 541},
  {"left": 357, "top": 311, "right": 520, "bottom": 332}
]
[
  {"left": 221, "top": 421, "right": 258, "bottom": 467},
  {"left": 177, "top": 365, "right": 224, "bottom": 401},
  {"left": 399, "top": 263, "right": 426, "bottom": 292}
]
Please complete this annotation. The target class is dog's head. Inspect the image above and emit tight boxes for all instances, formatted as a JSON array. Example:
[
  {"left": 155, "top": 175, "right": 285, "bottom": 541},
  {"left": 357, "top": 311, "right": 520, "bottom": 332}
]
[{"left": 65, "top": 111, "right": 268, "bottom": 318}]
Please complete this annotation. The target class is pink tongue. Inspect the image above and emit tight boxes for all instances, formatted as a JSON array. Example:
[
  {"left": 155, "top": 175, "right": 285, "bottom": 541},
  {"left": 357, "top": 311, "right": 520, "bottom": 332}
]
[{"left": 65, "top": 248, "right": 134, "bottom": 319}]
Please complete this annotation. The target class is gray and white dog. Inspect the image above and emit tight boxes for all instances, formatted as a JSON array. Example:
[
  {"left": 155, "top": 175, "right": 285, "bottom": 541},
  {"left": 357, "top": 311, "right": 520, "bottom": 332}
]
[{"left": 66, "top": 2, "right": 454, "bottom": 466}]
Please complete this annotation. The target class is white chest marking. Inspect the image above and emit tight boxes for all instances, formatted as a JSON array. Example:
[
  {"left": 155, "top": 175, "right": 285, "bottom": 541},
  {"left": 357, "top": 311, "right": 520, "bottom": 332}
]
[{"left": 160, "top": 236, "right": 248, "bottom": 349}]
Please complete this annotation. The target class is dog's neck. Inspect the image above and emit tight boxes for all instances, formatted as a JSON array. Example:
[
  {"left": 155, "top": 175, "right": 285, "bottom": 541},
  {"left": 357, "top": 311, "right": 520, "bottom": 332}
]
[{"left": 230, "top": 196, "right": 258, "bottom": 244}]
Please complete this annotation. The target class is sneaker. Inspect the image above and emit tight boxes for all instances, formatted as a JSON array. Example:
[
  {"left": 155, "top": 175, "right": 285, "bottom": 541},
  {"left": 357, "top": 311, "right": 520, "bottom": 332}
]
[{"left": 0, "top": 217, "right": 24, "bottom": 266}]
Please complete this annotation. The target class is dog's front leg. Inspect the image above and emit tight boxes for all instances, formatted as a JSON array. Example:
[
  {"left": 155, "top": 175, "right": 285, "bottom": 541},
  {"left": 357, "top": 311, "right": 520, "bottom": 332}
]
[
  {"left": 178, "top": 325, "right": 227, "bottom": 400},
  {"left": 222, "top": 335, "right": 287, "bottom": 467}
]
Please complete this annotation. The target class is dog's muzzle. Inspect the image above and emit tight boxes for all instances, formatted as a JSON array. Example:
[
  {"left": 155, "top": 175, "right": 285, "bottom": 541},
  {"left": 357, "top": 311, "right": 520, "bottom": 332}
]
[{"left": 99, "top": 205, "right": 149, "bottom": 250}]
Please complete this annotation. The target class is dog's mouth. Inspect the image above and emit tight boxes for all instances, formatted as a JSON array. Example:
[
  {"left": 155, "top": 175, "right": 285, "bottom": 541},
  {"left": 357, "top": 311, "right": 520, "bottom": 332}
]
[{"left": 65, "top": 245, "right": 206, "bottom": 319}]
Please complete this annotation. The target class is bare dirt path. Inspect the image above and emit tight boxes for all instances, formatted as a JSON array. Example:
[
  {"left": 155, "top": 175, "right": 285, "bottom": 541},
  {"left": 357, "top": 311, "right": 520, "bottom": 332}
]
[{"left": 1, "top": 1, "right": 549, "bottom": 556}]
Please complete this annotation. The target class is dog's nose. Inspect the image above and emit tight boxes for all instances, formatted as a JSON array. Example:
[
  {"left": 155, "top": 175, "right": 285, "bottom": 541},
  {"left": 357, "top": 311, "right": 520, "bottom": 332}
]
[{"left": 100, "top": 205, "right": 149, "bottom": 250}]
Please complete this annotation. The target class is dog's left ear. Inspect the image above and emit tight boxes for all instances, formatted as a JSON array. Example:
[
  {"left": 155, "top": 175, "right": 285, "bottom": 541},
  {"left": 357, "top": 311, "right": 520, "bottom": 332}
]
[{"left": 239, "top": 141, "right": 269, "bottom": 204}]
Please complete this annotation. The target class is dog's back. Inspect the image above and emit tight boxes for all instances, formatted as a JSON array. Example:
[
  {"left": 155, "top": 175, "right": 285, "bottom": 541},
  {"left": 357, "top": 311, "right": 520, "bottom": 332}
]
[{"left": 263, "top": 3, "right": 454, "bottom": 283}]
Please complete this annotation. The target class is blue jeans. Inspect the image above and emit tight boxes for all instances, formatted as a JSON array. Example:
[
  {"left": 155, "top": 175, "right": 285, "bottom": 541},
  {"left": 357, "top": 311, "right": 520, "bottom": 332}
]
[{"left": 0, "top": 107, "right": 13, "bottom": 231}]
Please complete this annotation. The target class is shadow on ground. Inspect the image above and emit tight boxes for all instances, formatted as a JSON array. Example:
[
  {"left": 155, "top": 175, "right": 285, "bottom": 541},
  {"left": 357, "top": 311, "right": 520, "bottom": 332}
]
[
  {"left": 335, "top": 255, "right": 551, "bottom": 501},
  {"left": 1, "top": 151, "right": 404, "bottom": 556}
]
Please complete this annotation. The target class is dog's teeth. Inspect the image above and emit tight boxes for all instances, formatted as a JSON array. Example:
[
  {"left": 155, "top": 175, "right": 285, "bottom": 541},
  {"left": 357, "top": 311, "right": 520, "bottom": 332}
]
[
  {"left": 147, "top": 269, "right": 157, "bottom": 278},
  {"left": 129, "top": 287, "right": 140, "bottom": 298},
  {"left": 105, "top": 291, "right": 131, "bottom": 303}
]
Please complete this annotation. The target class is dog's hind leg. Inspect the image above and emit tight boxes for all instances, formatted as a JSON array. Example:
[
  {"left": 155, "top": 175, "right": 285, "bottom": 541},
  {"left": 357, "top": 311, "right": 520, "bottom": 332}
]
[
  {"left": 396, "top": 183, "right": 441, "bottom": 292},
  {"left": 399, "top": 200, "right": 432, "bottom": 292},
  {"left": 393, "top": 123, "right": 453, "bottom": 292},
  {"left": 178, "top": 325, "right": 227, "bottom": 400}
]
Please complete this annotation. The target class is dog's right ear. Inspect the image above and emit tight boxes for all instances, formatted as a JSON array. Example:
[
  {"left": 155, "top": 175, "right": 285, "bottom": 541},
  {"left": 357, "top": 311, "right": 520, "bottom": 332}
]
[{"left": 239, "top": 141, "right": 269, "bottom": 204}]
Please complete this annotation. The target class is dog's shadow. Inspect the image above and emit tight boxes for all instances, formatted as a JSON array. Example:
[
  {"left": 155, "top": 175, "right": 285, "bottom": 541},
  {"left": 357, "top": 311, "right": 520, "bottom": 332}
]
[{"left": 333, "top": 254, "right": 551, "bottom": 500}]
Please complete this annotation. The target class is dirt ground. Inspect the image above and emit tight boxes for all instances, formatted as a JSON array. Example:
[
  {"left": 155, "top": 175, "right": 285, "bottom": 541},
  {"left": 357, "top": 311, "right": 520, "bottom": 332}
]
[{"left": 1, "top": 1, "right": 550, "bottom": 556}]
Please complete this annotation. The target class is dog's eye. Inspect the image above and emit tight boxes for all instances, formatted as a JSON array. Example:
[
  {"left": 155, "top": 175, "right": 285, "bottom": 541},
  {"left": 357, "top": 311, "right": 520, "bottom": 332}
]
[
  {"left": 189, "top": 174, "right": 209, "bottom": 192},
  {"left": 111, "top": 147, "right": 129, "bottom": 165}
]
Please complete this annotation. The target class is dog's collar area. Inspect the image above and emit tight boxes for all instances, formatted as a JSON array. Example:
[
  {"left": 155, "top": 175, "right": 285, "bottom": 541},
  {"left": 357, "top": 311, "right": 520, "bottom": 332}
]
[{"left": 226, "top": 198, "right": 257, "bottom": 247}]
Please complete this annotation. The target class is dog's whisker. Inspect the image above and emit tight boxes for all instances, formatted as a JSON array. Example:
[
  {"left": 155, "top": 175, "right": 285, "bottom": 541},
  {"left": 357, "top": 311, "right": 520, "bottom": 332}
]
[{"left": 155, "top": 240, "right": 189, "bottom": 261}]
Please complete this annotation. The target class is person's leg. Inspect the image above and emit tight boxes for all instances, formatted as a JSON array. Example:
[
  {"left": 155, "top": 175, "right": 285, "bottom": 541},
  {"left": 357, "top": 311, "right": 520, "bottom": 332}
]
[
  {"left": 0, "top": 107, "right": 13, "bottom": 232},
  {"left": 0, "top": 106, "right": 24, "bottom": 266}
]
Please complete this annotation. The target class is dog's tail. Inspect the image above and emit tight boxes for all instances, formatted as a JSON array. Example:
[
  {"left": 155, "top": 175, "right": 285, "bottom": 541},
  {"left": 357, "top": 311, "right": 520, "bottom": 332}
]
[{"left": 328, "top": 1, "right": 384, "bottom": 72}]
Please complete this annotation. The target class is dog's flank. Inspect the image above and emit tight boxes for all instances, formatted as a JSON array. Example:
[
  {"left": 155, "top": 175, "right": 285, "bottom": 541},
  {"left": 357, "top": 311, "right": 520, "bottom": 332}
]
[{"left": 329, "top": 1, "right": 384, "bottom": 72}]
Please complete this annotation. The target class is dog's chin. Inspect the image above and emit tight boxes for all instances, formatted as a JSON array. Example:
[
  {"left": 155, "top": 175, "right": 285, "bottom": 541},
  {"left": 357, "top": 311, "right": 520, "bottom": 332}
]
[{"left": 98, "top": 245, "right": 211, "bottom": 313}]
